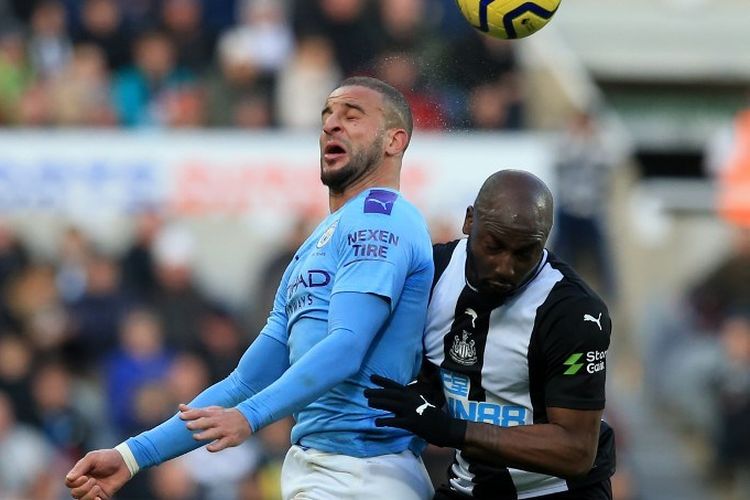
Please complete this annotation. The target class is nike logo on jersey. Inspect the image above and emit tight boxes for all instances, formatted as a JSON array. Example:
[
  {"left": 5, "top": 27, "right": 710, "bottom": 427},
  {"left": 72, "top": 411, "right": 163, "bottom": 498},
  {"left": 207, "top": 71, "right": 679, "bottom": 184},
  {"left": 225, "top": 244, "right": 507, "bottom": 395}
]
[
  {"left": 584, "top": 313, "right": 602, "bottom": 331},
  {"left": 416, "top": 395, "right": 435, "bottom": 415}
]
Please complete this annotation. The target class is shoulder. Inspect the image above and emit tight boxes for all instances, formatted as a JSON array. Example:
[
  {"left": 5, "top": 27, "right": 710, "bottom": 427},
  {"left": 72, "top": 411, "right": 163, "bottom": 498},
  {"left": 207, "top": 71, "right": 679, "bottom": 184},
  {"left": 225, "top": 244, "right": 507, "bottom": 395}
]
[
  {"left": 432, "top": 238, "right": 461, "bottom": 274},
  {"left": 338, "top": 189, "right": 429, "bottom": 239},
  {"left": 535, "top": 254, "right": 611, "bottom": 338}
]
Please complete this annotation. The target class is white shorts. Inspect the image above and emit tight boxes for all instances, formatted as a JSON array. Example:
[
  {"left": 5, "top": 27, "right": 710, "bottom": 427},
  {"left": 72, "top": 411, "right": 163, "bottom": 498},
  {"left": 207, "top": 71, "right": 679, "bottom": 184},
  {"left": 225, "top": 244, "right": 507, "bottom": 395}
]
[{"left": 280, "top": 444, "right": 435, "bottom": 500}]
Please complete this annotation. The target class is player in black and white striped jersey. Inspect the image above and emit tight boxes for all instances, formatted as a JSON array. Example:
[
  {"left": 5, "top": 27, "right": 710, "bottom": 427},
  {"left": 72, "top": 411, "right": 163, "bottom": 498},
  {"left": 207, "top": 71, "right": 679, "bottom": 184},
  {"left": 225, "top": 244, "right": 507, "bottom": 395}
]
[{"left": 366, "top": 170, "right": 615, "bottom": 499}]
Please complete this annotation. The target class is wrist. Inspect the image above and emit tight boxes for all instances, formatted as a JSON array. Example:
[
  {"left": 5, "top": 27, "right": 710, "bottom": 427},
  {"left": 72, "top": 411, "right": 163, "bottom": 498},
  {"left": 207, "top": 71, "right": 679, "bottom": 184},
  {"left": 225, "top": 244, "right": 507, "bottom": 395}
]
[
  {"left": 444, "top": 417, "right": 468, "bottom": 449},
  {"left": 114, "top": 442, "right": 140, "bottom": 477}
]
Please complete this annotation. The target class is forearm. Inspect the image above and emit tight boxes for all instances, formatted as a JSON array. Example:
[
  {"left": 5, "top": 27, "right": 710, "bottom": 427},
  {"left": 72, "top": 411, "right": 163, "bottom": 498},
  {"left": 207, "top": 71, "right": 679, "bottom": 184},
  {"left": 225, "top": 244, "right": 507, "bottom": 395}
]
[
  {"left": 126, "top": 334, "right": 289, "bottom": 469},
  {"left": 126, "top": 376, "right": 254, "bottom": 468},
  {"left": 462, "top": 421, "right": 598, "bottom": 478},
  {"left": 238, "top": 292, "right": 389, "bottom": 431}
]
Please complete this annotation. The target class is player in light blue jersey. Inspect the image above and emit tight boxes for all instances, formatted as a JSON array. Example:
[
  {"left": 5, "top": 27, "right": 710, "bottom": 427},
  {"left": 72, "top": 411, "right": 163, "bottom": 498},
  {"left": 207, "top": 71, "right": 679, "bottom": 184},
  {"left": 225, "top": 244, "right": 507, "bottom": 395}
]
[{"left": 65, "top": 77, "right": 435, "bottom": 500}]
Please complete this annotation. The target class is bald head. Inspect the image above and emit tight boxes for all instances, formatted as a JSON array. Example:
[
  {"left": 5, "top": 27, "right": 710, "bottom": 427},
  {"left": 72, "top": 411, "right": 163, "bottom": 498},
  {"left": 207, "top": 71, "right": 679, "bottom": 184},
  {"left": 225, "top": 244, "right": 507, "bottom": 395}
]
[{"left": 474, "top": 170, "right": 554, "bottom": 237}]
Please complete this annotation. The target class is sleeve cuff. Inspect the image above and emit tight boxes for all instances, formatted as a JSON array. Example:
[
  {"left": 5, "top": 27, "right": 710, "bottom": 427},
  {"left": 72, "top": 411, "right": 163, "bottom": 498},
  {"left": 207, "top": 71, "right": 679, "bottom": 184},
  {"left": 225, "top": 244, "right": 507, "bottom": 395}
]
[{"left": 115, "top": 442, "right": 140, "bottom": 478}]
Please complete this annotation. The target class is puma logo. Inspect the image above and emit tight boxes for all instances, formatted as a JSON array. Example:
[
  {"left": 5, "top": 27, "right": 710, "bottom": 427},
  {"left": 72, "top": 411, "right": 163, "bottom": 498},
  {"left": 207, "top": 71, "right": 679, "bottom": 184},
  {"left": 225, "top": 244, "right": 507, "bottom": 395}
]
[
  {"left": 464, "top": 308, "right": 478, "bottom": 329},
  {"left": 416, "top": 395, "right": 435, "bottom": 415},
  {"left": 366, "top": 198, "right": 393, "bottom": 210},
  {"left": 584, "top": 313, "right": 603, "bottom": 331}
]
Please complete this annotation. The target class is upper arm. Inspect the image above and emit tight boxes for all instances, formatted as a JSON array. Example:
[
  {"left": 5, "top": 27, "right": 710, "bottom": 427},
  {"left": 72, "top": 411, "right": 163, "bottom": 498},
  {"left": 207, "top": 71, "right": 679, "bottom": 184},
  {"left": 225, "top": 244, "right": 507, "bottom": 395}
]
[
  {"left": 258, "top": 258, "right": 295, "bottom": 344},
  {"left": 541, "top": 296, "right": 611, "bottom": 410}
]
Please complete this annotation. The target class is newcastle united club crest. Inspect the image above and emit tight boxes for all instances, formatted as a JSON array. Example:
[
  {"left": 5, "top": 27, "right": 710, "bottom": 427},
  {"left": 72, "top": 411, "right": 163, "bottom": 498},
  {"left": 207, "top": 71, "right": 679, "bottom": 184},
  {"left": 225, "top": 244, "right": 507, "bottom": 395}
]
[{"left": 449, "top": 308, "right": 478, "bottom": 366}]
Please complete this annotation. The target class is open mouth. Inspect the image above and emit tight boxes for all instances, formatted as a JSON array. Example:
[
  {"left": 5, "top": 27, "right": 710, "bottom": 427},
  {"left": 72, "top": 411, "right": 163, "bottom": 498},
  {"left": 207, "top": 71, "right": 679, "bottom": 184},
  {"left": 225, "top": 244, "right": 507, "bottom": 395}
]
[{"left": 323, "top": 142, "right": 347, "bottom": 162}]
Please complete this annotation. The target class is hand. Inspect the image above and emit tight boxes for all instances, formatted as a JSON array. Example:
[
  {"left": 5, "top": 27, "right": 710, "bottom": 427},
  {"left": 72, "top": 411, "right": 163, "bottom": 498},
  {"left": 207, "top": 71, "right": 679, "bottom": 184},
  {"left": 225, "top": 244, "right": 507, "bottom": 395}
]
[
  {"left": 365, "top": 374, "right": 467, "bottom": 448},
  {"left": 179, "top": 403, "right": 253, "bottom": 452},
  {"left": 65, "top": 449, "right": 131, "bottom": 500}
]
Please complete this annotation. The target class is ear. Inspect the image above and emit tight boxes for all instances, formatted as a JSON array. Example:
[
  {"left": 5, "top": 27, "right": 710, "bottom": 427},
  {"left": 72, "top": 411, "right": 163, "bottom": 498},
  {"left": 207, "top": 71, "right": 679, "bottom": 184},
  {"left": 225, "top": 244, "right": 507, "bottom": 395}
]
[
  {"left": 384, "top": 128, "right": 409, "bottom": 157},
  {"left": 462, "top": 206, "right": 474, "bottom": 236}
]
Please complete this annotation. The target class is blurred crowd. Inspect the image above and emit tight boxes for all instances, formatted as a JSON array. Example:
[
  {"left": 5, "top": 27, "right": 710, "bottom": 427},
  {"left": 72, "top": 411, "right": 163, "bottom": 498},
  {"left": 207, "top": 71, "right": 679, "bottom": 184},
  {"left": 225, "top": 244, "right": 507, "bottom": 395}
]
[
  {"left": 0, "top": 0, "right": 525, "bottom": 130},
  {"left": 644, "top": 107, "right": 750, "bottom": 497}
]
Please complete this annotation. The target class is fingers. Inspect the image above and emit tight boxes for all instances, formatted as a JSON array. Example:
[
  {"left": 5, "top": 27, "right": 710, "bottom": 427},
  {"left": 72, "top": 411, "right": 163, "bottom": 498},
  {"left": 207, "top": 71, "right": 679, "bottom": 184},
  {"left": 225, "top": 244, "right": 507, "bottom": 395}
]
[
  {"left": 179, "top": 405, "right": 225, "bottom": 420},
  {"left": 374, "top": 416, "right": 410, "bottom": 429},
  {"left": 66, "top": 455, "right": 96, "bottom": 484},
  {"left": 81, "top": 483, "right": 109, "bottom": 500},
  {"left": 364, "top": 387, "right": 406, "bottom": 400},
  {"left": 370, "top": 374, "right": 404, "bottom": 390},
  {"left": 366, "top": 396, "right": 402, "bottom": 413},
  {"left": 206, "top": 437, "right": 233, "bottom": 453},
  {"left": 184, "top": 416, "right": 211, "bottom": 431},
  {"left": 192, "top": 426, "right": 224, "bottom": 442},
  {"left": 70, "top": 477, "right": 97, "bottom": 499},
  {"left": 65, "top": 474, "right": 89, "bottom": 489}
]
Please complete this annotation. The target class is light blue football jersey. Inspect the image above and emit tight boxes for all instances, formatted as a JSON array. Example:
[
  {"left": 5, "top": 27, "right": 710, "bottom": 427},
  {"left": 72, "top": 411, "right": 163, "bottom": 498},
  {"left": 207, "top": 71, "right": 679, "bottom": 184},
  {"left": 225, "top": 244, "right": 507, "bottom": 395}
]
[{"left": 262, "top": 187, "right": 433, "bottom": 457}]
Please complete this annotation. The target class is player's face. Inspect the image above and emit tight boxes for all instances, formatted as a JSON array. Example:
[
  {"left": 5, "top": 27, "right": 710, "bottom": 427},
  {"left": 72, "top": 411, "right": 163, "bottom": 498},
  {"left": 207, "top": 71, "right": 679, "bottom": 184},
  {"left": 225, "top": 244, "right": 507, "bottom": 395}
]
[
  {"left": 463, "top": 207, "right": 547, "bottom": 296},
  {"left": 319, "top": 86, "right": 387, "bottom": 192}
]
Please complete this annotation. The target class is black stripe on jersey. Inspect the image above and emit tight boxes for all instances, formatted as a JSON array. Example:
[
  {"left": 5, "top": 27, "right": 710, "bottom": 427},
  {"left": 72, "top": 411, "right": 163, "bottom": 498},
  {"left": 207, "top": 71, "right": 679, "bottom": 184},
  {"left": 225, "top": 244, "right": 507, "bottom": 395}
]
[
  {"left": 441, "top": 286, "right": 518, "bottom": 497},
  {"left": 468, "top": 461, "right": 518, "bottom": 499},
  {"left": 432, "top": 240, "right": 461, "bottom": 296},
  {"left": 441, "top": 285, "right": 496, "bottom": 401}
]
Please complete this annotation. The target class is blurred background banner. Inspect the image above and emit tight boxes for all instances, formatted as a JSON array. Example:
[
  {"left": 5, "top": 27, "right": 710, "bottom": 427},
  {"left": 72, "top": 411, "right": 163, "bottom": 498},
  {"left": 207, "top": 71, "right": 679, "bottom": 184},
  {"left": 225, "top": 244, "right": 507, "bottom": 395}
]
[{"left": 0, "top": 131, "right": 553, "bottom": 221}]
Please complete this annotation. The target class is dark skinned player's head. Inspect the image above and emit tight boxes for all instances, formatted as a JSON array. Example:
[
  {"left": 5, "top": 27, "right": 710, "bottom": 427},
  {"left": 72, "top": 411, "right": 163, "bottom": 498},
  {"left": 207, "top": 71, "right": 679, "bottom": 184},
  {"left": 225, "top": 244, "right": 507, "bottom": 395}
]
[{"left": 463, "top": 170, "right": 554, "bottom": 296}]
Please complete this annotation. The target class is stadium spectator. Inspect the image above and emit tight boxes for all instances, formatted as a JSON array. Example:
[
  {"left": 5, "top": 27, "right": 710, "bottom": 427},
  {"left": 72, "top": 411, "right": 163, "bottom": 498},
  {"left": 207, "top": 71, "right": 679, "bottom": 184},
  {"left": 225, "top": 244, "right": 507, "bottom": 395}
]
[
  {"left": 66, "top": 252, "right": 130, "bottom": 364},
  {"left": 375, "top": 51, "right": 447, "bottom": 130},
  {"left": 292, "top": 0, "right": 381, "bottom": 76},
  {"left": 31, "top": 360, "right": 93, "bottom": 460},
  {"left": 205, "top": 24, "right": 274, "bottom": 128},
  {"left": 73, "top": 0, "right": 131, "bottom": 71},
  {"left": 104, "top": 308, "right": 174, "bottom": 438},
  {"left": 48, "top": 43, "right": 117, "bottom": 126},
  {"left": 688, "top": 226, "right": 750, "bottom": 331},
  {"left": 0, "top": 391, "right": 60, "bottom": 499},
  {"left": 149, "top": 224, "right": 211, "bottom": 351},
  {"left": 160, "top": 0, "right": 213, "bottom": 73},
  {"left": 0, "top": 27, "right": 34, "bottom": 125},
  {"left": 27, "top": 0, "right": 72, "bottom": 80},
  {"left": 0, "top": 221, "right": 29, "bottom": 293},
  {"left": 112, "top": 30, "right": 197, "bottom": 127},
  {"left": 120, "top": 210, "right": 162, "bottom": 298},
  {"left": 275, "top": 35, "right": 340, "bottom": 129},
  {"left": 0, "top": 334, "right": 37, "bottom": 425},
  {"left": 551, "top": 109, "right": 618, "bottom": 299}
]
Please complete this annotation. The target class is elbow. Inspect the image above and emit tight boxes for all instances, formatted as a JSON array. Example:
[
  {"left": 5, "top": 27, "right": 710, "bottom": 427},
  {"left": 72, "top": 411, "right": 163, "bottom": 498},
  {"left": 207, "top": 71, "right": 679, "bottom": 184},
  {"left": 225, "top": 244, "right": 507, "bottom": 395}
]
[
  {"left": 338, "top": 349, "right": 367, "bottom": 381},
  {"left": 558, "top": 447, "right": 596, "bottom": 479}
]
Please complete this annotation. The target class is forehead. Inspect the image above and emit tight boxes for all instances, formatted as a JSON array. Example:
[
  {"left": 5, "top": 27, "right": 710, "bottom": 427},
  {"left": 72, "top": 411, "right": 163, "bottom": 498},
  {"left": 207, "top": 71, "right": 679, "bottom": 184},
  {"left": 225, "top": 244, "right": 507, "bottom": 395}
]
[
  {"left": 477, "top": 217, "right": 546, "bottom": 246},
  {"left": 324, "top": 85, "right": 384, "bottom": 111}
]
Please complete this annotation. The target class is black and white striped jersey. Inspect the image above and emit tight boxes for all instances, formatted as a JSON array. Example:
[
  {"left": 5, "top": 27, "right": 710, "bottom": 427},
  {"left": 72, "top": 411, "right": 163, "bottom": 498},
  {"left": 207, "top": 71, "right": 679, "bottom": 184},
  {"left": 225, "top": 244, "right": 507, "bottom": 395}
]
[{"left": 424, "top": 238, "right": 616, "bottom": 499}]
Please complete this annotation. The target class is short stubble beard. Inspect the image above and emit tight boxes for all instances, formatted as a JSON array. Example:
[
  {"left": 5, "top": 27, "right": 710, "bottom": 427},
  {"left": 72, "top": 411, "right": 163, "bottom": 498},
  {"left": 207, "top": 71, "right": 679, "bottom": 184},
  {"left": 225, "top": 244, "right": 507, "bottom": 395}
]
[{"left": 321, "top": 130, "right": 385, "bottom": 194}]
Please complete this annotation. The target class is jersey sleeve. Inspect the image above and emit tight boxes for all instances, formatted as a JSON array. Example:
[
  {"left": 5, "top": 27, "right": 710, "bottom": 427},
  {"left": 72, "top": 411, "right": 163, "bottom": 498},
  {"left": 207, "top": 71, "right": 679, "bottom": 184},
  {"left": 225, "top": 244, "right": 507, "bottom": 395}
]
[
  {"left": 331, "top": 200, "right": 418, "bottom": 308},
  {"left": 257, "top": 258, "right": 294, "bottom": 344},
  {"left": 541, "top": 297, "right": 611, "bottom": 410}
]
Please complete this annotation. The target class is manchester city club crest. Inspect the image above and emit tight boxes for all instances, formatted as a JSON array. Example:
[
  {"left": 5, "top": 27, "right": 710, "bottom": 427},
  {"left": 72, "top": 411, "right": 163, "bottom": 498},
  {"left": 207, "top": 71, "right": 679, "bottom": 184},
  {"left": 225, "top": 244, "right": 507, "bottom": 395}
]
[
  {"left": 449, "top": 330, "right": 477, "bottom": 366},
  {"left": 316, "top": 219, "right": 339, "bottom": 248}
]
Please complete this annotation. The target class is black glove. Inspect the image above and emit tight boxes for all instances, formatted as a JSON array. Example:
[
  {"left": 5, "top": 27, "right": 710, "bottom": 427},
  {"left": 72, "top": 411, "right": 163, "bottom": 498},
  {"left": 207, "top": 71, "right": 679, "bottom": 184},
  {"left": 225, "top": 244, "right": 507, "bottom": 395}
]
[{"left": 365, "top": 374, "right": 467, "bottom": 448}]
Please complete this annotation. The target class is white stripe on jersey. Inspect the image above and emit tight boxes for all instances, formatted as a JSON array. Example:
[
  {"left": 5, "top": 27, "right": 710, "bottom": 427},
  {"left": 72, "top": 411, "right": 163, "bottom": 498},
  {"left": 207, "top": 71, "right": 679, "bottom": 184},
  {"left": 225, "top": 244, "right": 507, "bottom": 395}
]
[{"left": 425, "top": 239, "right": 574, "bottom": 498}]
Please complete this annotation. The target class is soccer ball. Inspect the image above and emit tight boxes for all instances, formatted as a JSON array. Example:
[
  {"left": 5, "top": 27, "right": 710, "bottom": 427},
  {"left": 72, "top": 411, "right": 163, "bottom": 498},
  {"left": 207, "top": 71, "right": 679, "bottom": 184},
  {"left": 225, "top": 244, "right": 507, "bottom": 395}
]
[{"left": 454, "top": 0, "right": 562, "bottom": 40}]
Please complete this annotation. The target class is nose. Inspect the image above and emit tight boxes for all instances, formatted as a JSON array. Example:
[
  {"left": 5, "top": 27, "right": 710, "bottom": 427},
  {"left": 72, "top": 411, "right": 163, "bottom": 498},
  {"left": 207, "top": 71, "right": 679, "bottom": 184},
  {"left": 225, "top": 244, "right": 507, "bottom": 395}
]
[
  {"left": 322, "top": 113, "right": 342, "bottom": 135},
  {"left": 492, "top": 252, "right": 516, "bottom": 282}
]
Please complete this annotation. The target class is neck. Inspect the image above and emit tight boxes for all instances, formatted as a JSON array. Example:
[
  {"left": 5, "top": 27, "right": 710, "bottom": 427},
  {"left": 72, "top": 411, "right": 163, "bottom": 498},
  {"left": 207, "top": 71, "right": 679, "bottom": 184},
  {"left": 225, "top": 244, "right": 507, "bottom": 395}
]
[{"left": 328, "top": 163, "right": 400, "bottom": 212}]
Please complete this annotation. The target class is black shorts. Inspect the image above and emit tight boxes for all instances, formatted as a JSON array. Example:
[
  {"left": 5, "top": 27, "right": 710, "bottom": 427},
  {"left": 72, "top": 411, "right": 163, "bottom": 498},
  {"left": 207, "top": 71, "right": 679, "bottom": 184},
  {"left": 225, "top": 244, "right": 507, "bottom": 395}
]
[{"left": 433, "top": 478, "right": 612, "bottom": 500}]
